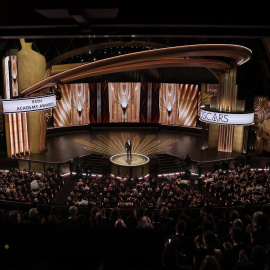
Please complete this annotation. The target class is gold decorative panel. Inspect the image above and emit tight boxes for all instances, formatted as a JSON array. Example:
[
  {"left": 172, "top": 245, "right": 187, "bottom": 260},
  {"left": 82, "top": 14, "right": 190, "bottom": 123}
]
[
  {"left": 253, "top": 96, "right": 270, "bottom": 153},
  {"left": 159, "top": 83, "right": 179, "bottom": 125},
  {"left": 108, "top": 82, "right": 141, "bottom": 123},
  {"left": 178, "top": 84, "right": 198, "bottom": 126},
  {"left": 159, "top": 83, "right": 198, "bottom": 126},
  {"left": 53, "top": 83, "right": 90, "bottom": 127}
]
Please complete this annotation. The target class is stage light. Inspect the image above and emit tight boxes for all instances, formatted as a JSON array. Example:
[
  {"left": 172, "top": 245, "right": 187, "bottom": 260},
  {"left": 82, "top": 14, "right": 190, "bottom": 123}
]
[{"left": 55, "top": 89, "right": 62, "bottom": 101}]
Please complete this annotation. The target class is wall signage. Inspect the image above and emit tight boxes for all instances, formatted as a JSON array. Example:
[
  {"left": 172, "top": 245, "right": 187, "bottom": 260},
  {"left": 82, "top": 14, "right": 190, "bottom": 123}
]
[
  {"left": 200, "top": 108, "right": 254, "bottom": 126},
  {"left": 2, "top": 94, "right": 57, "bottom": 113}
]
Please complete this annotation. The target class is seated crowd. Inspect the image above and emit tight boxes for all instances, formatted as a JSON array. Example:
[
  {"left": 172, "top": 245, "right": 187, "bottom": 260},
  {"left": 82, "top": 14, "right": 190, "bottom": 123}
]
[
  {"left": 203, "top": 165, "right": 270, "bottom": 207},
  {"left": 1, "top": 164, "right": 270, "bottom": 270},
  {"left": 66, "top": 175, "right": 207, "bottom": 209},
  {"left": 1, "top": 199, "right": 270, "bottom": 270},
  {"left": 0, "top": 167, "right": 64, "bottom": 204},
  {"left": 66, "top": 164, "right": 270, "bottom": 210}
]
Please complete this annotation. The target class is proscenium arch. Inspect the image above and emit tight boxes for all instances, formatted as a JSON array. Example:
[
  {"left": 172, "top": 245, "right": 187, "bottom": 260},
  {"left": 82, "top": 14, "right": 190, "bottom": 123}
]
[{"left": 22, "top": 44, "right": 252, "bottom": 97}]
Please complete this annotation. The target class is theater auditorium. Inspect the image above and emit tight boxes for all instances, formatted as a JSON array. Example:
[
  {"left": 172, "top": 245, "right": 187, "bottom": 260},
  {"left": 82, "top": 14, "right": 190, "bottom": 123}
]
[{"left": 0, "top": 2, "right": 270, "bottom": 270}]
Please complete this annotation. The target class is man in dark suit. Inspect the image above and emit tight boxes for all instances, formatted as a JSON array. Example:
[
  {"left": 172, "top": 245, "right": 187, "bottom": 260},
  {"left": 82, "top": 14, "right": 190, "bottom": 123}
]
[
  {"left": 222, "top": 226, "right": 250, "bottom": 270},
  {"left": 125, "top": 139, "right": 132, "bottom": 159}
]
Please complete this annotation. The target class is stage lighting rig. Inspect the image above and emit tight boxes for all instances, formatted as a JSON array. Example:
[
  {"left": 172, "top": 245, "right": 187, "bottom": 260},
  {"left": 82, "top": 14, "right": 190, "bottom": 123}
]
[
  {"left": 55, "top": 89, "right": 62, "bottom": 101},
  {"left": 52, "top": 80, "right": 63, "bottom": 101}
]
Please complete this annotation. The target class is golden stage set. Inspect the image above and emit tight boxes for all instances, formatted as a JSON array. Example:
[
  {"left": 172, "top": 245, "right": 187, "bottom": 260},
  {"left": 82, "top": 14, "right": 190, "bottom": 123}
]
[
  {"left": 1, "top": 39, "right": 266, "bottom": 176},
  {"left": 110, "top": 153, "right": 150, "bottom": 178}
]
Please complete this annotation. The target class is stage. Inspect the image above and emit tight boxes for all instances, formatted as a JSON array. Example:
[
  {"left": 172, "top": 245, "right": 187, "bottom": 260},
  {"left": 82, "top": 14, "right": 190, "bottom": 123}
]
[
  {"left": 110, "top": 153, "right": 150, "bottom": 178},
  {"left": 8, "top": 125, "right": 240, "bottom": 175}
]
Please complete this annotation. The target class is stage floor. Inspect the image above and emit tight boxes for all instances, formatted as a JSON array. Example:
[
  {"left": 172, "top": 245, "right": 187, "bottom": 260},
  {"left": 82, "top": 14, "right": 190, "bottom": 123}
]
[{"left": 14, "top": 128, "right": 239, "bottom": 164}]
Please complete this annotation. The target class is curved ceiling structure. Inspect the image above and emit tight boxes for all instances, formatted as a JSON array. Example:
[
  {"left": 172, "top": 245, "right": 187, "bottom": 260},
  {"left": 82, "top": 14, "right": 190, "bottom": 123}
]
[
  {"left": 21, "top": 44, "right": 252, "bottom": 96},
  {"left": 46, "top": 40, "right": 169, "bottom": 69}
]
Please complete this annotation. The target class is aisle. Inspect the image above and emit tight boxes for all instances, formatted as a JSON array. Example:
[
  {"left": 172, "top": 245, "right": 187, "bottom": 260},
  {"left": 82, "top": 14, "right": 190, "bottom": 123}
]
[{"left": 50, "top": 175, "right": 76, "bottom": 204}]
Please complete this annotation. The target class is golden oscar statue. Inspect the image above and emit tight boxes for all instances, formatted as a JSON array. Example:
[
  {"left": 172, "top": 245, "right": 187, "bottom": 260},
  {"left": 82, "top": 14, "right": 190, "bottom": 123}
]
[{"left": 18, "top": 38, "right": 47, "bottom": 153}]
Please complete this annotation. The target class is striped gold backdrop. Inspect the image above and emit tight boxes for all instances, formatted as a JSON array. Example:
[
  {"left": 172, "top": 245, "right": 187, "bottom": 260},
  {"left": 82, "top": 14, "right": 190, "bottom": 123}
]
[
  {"left": 108, "top": 82, "right": 141, "bottom": 123},
  {"left": 159, "top": 83, "right": 198, "bottom": 126},
  {"left": 53, "top": 83, "right": 90, "bottom": 127},
  {"left": 177, "top": 84, "right": 198, "bottom": 126},
  {"left": 159, "top": 83, "right": 178, "bottom": 125},
  {"left": 53, "top": 84, "right": 71, "bottom": 127}
]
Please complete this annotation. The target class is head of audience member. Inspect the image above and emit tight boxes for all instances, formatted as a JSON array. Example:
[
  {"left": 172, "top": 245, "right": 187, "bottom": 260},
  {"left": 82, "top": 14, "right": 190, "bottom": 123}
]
[
  {"left": 137, "top": 216, "right": 152, "bottom": 229},
  {"left": 202, "top": 215, "right": 216, "bottom": 234},
  {"left": 29, "top": 207, "right": 42, "bottom": 224},
  {"left": 109, "top": 207, "right": 121, "bottom": 225},
  {"left": 89, "top": 206, "right": 101, "bottom": 226},
  {"left": 250, "top": 245, "right": 266, "bottom": 269},
  {"left": 49, "top": 206, "right": 62, "bottom": 218},
  {"left": 142, "top": 217, "right": 154, "bottom": 229},
  {"left": 203, "top": 230, "right": 218, "bottom": 252},
  {"left": 115, "top": 218, "right": 126, "bottom": 229},
  {"left": 229, "top": 209, "right": 239, "bottom": 223},
  {"left": 175, "top": 219, "right": 186, "bottom": 235},
  {"left": 8, "top": 210, "right": 21, "bottom": 225},
  {"left": 252, "top": 211, "right": 264, "bottom": 227},
  {"left": 135, "top": 206, "right": 145, "bottom": 221},
  {"left": 200, "top": 255, "right": 221, "bottom": 270},
  {"left": 255, "top": 213, "right": 268, "bottom": 230},
  {"left": 262, "top": 204, "right": 270, "bottom": 219},
  {"left": 231, "top": 226, "right": 244, "bottom": 244},
  {"left": 68, "top": 205, "right": 78, "bottom": 220},
  {"left": 232, "top": 218, "right": 243, "bottom": 229},
  {"left": 160, "top": 206, "right": 169, "bottom": 219}
]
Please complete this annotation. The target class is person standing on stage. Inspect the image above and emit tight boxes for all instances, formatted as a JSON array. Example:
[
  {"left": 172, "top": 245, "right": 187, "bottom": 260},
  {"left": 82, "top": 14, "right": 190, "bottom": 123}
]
[{"left": 125, "top": 139, "right": 132, "bottom": 159}]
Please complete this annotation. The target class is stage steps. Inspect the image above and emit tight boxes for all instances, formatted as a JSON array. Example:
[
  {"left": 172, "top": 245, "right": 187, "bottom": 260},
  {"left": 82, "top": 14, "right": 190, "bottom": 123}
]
[
  {"left": 156, "top": 154, "right": 179, "bottom": 174},
  {"left": 81, "top": 154, "right": 103, "bottom": 175}
]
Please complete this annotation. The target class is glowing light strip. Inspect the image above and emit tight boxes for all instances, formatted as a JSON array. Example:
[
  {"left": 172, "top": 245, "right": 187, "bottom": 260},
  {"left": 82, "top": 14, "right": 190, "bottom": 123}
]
[
  {"left": 199, "top": 108, "right": 254, "bottom": 126},
  {"left": 4, "top": 56, "right": 10, "bottom": 99},
  {"left": 2, "top": 94, "right": 57, "bottom": 114}
]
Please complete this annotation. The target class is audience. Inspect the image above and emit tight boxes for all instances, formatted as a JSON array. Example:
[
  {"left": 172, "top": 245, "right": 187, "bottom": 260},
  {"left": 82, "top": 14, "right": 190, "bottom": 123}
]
[
  {"left": 204, "top": 166, "right": 270, "bottom": 207},
  {"left": 0, "top": 164, "right": 270, "bottom": 270},
  {"left": 0, "top": 167, "right": 64, "bottom": 204},
  {"left": 65, "top": 174, "right": 207, "bottom": 209}
]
